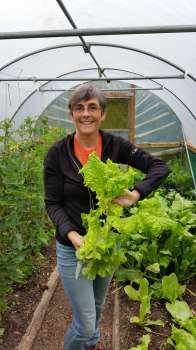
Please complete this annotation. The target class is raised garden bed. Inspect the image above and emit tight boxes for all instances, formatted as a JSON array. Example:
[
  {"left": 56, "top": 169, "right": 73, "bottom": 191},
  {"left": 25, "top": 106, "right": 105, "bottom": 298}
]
[{"left": 0, "top": 242, "right": 195, "bottom": 350}]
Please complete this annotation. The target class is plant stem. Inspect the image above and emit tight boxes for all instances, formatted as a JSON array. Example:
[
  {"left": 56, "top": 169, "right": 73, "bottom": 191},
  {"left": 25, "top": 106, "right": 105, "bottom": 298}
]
[
  {"left": 147, "top": 329, "right": 167, "bottom": 337},
  {"left": 186, "top": 287, "right": 196, "bottom": 297},
  {"left": 111, "top": 285, "right": 123, "bottom": 294}
]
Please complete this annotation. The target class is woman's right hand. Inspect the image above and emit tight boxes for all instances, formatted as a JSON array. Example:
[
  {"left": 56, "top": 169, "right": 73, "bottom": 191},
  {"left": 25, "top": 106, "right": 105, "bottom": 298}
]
[
  {"left": 67, "top": 231, "right": 83, "bottom": 250},
  {"left": 113, "top": 189, "right": 140, "bottom": 207}
]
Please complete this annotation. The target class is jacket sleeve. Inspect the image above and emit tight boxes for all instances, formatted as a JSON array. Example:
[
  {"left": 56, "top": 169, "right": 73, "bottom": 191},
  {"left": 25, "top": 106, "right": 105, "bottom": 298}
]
[
  {"left": 43, "top": 146, "right": 79, "bottom": 238},
  {"left": 119, "top": 139, "right": 170, "bottom": 199}
]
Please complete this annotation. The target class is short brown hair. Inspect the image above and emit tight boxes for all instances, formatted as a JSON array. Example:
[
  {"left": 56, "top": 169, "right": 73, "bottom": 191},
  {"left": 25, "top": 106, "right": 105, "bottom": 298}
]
[{"left": 68, "top": 84, "right": 106, "bottom": 112}]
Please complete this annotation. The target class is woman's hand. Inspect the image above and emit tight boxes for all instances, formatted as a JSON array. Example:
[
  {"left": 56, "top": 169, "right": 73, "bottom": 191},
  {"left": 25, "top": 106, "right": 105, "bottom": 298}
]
[
  {"left": 67, "top": 231, "right": 83, "bottom": 250},
  {"left": 113, "top": 189, "right": 140, "bottom": 207}
]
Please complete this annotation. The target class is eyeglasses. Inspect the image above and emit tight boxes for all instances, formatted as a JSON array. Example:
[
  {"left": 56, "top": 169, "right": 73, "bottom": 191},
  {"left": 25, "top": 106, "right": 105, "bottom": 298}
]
[{"left": 72, "top": 104, "right": 101, "bottom": 113}]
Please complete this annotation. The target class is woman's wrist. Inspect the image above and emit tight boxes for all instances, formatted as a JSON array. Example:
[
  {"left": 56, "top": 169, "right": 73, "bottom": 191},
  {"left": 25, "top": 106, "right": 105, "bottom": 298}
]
[
  {"left": 67, "top": 231, "right": 83, "bottom": 250},
  {"left": 113, "top": 189, "right": 141, "bottom": 207},
  {"left": 130, "top": 189, "right": 141, "bottom": 202}
]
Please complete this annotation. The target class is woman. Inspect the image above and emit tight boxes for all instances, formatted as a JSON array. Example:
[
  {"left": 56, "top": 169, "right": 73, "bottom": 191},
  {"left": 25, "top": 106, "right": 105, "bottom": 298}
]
[{"left": 44, "top": 84, "right": 169, "bottom": 350}]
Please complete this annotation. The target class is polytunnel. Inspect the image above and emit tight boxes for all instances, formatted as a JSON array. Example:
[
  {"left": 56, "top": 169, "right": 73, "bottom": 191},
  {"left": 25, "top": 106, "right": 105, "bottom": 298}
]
[
  {"left": 1, "top": 3, "right": 196, "bottom": 349},
  {"left": 0, "top": 0, "right": 196, "bottom": 183}
]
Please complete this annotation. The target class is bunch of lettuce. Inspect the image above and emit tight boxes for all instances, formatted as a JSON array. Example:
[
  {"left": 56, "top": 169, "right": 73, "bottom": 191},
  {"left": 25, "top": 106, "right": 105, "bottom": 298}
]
[
  {"left": 77, "top": 209, "right": 127, "bottom": 279},
  {"left": 76, "top": 153, "right": 136, "bottom": 279},
  {"left": 79, "top": 153, "right": 136, "bottom": 214}
]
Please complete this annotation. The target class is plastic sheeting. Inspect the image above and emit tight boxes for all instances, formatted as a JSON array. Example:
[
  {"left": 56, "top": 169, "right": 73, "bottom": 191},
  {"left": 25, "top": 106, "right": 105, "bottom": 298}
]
[{"left": 0, "top": 0, "right": 196, "bottom": 148}]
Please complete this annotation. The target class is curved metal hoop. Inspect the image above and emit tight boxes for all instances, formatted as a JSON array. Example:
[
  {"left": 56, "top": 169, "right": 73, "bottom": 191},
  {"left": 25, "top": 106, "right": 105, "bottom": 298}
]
[
  {"left": 0, "top": 41, "right": 195, "bottom": 83},
  {"left": 10, "top": 66, "right": 195, "bottom": 122}
]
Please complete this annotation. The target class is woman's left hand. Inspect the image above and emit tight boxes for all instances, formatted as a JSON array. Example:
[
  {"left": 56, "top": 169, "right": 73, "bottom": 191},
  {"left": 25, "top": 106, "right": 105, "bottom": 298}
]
[{"left": 113, "top": 189, "right": 140, "bottom": 207}]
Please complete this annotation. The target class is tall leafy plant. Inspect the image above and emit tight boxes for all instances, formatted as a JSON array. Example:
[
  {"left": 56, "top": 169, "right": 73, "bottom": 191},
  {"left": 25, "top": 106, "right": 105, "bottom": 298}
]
[{"left": 0, "top": 116, "right": 66, "bottom": 317}]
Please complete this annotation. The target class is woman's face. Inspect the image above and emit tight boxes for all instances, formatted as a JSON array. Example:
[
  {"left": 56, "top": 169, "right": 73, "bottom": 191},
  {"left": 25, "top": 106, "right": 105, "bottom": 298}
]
[{"left": 70, "top": 98, "right": 105, "bottom": 137}]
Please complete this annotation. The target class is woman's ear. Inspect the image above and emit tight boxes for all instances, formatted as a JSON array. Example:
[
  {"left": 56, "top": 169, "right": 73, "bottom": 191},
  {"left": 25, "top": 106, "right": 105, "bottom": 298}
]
[
  {"left": 69, "top": 110, "right": 74, "bottom": 120},
  {"left": 101, "top": 112, "right": 106, "bottom": 121}
]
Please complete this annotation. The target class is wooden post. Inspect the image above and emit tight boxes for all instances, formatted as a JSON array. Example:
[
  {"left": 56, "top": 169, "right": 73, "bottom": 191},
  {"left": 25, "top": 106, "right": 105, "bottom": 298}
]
[{"left": 128, "top": 87, "right": 135, "bottom": 143}]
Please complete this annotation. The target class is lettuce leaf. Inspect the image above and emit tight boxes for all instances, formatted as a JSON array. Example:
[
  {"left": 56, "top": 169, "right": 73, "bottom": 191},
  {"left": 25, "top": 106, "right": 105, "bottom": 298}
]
[
  {"left": 166, "top": 300, "right": 193, "bottom": 322},
  {"left": 161, "top": 273, "right": 186, "bottom": 302},
  {"left": 128, "top": 334, "right": 150, "bottom": 350},
  {"left": 170, "top": 326, "right": 196, "bottom": 350},
  {"left": 79, "top": 153, "right": 136, "bottom": 213}
]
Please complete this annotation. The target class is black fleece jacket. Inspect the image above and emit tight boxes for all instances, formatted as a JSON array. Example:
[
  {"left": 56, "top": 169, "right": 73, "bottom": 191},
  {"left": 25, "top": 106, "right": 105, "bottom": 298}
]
[{"left": 44, "top": 130, "right": 169, "bottom": 247}]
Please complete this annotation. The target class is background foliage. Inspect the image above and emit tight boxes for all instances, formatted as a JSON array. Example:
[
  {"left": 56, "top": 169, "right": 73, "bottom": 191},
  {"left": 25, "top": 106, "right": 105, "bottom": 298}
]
[{"left": 0, "top": 117, "right": 65, "bottom": 317}]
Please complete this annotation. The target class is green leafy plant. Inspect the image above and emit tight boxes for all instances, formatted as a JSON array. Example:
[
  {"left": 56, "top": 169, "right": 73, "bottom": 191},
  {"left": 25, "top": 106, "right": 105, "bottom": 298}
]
[
  {"left": 124, "top": 278, "right": 164, "bottom": 329},
  {"left": 128, "top": 334, "right": 150, "bottom": 350},
  {"left": 181, "top": 318, "right": 196, "bottom": 338},
  {"left": 116, "top": 193, "right": 196, "bottom": 283},
  {"left": 168, "top": 325, "right": 196, "bottom": 350},
  {"left": 159, "top": 273, "right": 196, "bottom": 349},
  {"left": 76, "top": 209, "right": 127, "bottom": 279},
  {"left": 166, "top": 300, "right": 193, "bottom": 322},
  {"left": 79, "top": 152, "right": 136, "bottom": 214},
  {"left": 164, "top": 159, "right": 194, "bottom": 197},
  {"left": 161, "top": 273, "right": 186, "bottom": 303},
  {"left": 0, "top": 118, "right": 15, "bottom": 152},
  {"left": 0, "top": 116, "right": 66, "bottom": 320},
  {"left": 76, "top": 153, "right": 136, "bottom": 279}
]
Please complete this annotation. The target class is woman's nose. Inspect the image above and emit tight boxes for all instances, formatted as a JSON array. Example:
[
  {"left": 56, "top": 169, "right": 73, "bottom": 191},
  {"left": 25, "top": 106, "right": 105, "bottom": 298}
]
[{"left": 83, "top": 106, "right": 90, "bottom": 113}]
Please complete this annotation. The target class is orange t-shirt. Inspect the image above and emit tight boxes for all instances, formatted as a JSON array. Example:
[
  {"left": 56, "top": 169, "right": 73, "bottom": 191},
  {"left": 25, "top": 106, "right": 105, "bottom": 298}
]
[{"left": 74, "top": 133, "right": 102, "bottom": 165}]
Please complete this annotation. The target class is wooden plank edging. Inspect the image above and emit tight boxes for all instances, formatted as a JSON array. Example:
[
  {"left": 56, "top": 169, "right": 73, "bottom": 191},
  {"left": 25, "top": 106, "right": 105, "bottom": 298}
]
[
  {"left": 112, "top": 289, "right": 120, "bottom": 350},
  {"left": 16, "top": 267, "right": 59, "bottom": 350}
]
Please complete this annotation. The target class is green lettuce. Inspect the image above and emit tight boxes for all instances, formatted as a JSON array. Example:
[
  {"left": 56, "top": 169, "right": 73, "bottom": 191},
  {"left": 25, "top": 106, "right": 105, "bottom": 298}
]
[
  {"left": 128, "top": 334, "right": 150, "bottom": 350},
  {"left": 77, "top": 154, "right": 136, "bottom": 278},
  {"left": 79, "top": 153, "right": 136, "bottom": 213},
  {"left": 170, "top": 326, "right": 196, "bottom": 350}
]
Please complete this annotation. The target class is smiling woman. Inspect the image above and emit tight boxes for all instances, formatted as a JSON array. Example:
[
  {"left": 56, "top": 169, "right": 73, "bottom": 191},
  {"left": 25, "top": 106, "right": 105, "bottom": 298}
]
[
  {"left": 43, "top": 83, "right": 169, "bottom": 350},
  {"left": 68, "top": 85, "right": 106, "bottom": 145},
  {"left": 70, "top": 99, "right": 105, "bottom": 139}
]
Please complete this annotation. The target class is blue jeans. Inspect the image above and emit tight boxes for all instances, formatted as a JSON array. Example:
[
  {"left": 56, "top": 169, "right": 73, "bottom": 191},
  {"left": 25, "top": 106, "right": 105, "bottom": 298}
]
[{"left": 56, "top": 241, "right": 112, "bottom": 350}]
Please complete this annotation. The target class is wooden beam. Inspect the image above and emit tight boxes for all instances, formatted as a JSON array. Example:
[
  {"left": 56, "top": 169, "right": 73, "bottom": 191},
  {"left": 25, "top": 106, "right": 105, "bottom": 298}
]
[
  {"left": 104, "top": 92, "right": 133, "bottom": 98},
  {"left": 128, "top": 88, "right": 135, "bottom": 143},
  {"left": 136, "top": 142, "right": 182, "bottom": 148},
  {"left": 104, "top": 128, "right": 129, "bottom": 132},
  {"left": 103, "top": 127, "right": 196, "bottom": 152},
  {"left": 187, "top": 143, "right": 196, "bottom": 153}
]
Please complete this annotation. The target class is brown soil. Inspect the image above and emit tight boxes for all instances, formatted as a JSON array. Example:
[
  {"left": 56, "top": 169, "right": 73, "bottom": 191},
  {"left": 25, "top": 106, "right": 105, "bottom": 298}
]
[
  {"left": 0, "top": 240, "right": 113, "bottom": 350},
  {"left": 0, "top": 240, "right": 195, "bottom": 350},
  {"left": 32, "top": 281, "right": 113, "bottom": 350},
  {"left": 0, "top": 240, "right": 57, "bottom": 350},
  {"left": 119, "top": 278, "right": 196, "bottom": 350},
  {"left": 119, "top": 291, "right": 172, "bottom": 350}
]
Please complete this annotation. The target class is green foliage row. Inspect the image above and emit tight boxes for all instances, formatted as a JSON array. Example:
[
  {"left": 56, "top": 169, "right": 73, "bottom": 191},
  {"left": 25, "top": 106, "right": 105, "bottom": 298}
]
[
  {"left": 126, "top": 274, "right": 196, "bottom": 349},
  {"left": 163, "top": 158, "right": 195, "bottom": 199},
  {"left": 115, "top": 191, "right": 196, "bottom": 282},
  {"left": 0, "top": 116, "right": 65, "bottom": 318}
]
